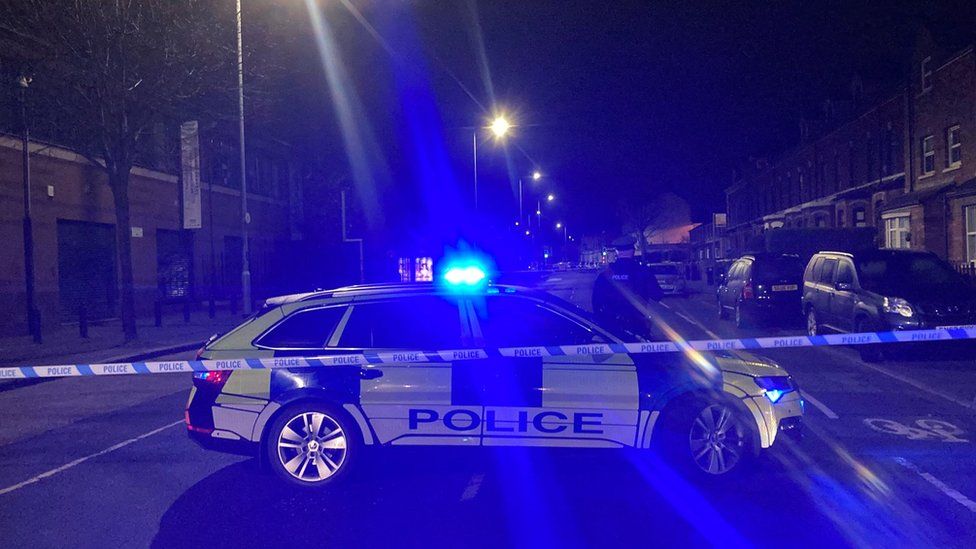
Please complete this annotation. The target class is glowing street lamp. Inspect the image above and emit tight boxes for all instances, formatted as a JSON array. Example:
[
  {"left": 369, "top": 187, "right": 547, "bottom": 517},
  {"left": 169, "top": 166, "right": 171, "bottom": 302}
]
[
  {"left": 532, "top": 171, "right": 542, "bottom": 181},
  {"left": 547, "top": 193, "right": 555, "bottom": 202},
  {"left": 555, "top": 222, "right": 562, "bottom": 229},
  {"left": 490, "top": 116, "right": 512, "bottom": 138},
  {"left": 474, "top": 113, "right": 512, "bottom": 211}
]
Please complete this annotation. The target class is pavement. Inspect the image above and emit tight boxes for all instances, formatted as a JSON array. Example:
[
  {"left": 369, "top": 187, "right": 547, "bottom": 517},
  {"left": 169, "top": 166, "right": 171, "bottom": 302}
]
[
  {"left": 0, "top": 310, "right": 242, "bottom": 392},
  {"left": 1, "top": 272, "right": 975, "bottom": 547}
]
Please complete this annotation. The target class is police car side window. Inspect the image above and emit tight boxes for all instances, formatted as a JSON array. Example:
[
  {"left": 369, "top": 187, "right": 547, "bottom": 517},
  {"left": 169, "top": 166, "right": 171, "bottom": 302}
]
[
  {"left": 255, "top": 306, "right": 346, "bottom": 349},
  {"left": 337, "top": 296, "right": 463, "bottom": 349},
  {"left": 476, "top": 297, "right": 602, "bottom": 347}
]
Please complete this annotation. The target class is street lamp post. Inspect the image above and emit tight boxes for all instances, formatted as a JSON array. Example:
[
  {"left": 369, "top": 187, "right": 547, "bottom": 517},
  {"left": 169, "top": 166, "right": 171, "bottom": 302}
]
[
  {"left": 236, "top": 0, "right": 252, "bottom": 315},
  {"left": 18, "top": 74, "right": 40, "bottom": 343}
]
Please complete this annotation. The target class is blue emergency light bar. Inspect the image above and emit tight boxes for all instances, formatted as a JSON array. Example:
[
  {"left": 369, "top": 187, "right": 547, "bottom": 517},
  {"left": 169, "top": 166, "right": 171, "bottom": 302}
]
[{"left": 443, "top": 265, "right": 486, "bottom": 286}]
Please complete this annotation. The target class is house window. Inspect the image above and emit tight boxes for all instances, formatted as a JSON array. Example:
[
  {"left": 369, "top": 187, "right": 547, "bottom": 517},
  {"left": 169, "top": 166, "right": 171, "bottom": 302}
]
[
  {"left": 967, "top": 205, "right": 976, "bottom": 264},
  {"left": 921, "top": 135, "right": 935, "bottom": 175},
  {"left": 853, "top": 206, "right": 867, "bottom": 228},
  {"left": 885, "top": 215, "right": 911, "bottom": 249},
  {"left": 921, "top": 56, "right": 933, "bottom": 91},
  {"left": 947, "top": 125, "right": 962, "bottom": 168}
]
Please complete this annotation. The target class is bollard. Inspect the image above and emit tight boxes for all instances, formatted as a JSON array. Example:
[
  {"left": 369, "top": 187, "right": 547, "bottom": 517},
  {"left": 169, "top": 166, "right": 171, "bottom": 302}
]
[{"left": 79, "top": 306, "right": 88, "bottom": 338}]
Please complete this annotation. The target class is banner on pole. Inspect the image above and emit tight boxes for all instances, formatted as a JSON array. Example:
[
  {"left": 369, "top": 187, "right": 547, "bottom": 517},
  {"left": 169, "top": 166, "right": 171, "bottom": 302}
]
[{"left": 180, "top": 121, "right": 202, "bottom": 229}]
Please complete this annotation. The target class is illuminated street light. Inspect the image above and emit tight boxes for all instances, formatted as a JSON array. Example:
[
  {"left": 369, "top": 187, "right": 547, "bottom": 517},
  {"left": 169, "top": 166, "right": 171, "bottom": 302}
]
[
  {"left": 515, "top": 221, "right": 520, "bottom": 226},
  {"left": 555, "top": 222, "right": 563, "bottom": 229},
  {"left": 490, "top": 116, "right": 512, "bottom": 138},
  {"left": 474, "top": 113, "right": 512, "bottom": 211},
  {"left": 547, "top": 193, "right": 555, "bottom": 202},
  {"left": 525, "top": 229, "right": 531, "bottom": 236},
  {"left": 532, "top": 171, "right": 542, "bottom": 181}
]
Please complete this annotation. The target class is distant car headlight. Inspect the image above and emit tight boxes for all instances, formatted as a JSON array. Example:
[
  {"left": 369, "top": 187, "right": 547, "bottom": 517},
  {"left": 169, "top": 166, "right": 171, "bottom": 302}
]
[
  {"left": 755, "top": 376, "right": 796, "bottom": 404},
  {"left": 882, "top": 297, "right": 914, "bottom": 318}
]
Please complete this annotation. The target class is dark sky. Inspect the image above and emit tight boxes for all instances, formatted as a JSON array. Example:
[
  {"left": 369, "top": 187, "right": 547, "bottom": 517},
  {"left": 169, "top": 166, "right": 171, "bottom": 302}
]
[{"left": 294, "top": 0, "right": 976, "bottom": 239}]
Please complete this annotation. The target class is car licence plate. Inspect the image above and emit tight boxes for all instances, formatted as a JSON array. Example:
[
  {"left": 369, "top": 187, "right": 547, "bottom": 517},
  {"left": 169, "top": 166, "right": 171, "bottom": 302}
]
[
  {"left": 937, "top": 324, "right": 976, "bottom": 330},
  {"left": 772, "top": 284, "right": 797, "bottom": 291}
]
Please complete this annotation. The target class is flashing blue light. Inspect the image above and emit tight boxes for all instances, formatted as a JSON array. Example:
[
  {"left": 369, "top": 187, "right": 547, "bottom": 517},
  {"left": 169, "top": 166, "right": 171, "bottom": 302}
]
[
  {"left": 443, "top": 266, "right": 486, "bottom": 286},
  {"left": 764, "top": 389, "right": 786, "bottom": 403}
]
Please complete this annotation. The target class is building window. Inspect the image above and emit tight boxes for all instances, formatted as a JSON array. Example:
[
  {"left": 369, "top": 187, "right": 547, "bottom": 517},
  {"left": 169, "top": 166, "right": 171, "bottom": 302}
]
[
  {"left": 967, "top": 205, "right": 976, "bottom": 265},
  {"left": 947, "top": 125, "right": 962, "bottom": 168},
  {"left": 921, "top": 56, "right": 933, "bottom": 91},
  {"left": 921, "top": 135, "right": 935, "bottom": 175},
  {"left": 853, "top": 206, "right": 867, "bottom": 228},
  {"left": 884, "top": 215, "right": 911, "bottom": 249}
]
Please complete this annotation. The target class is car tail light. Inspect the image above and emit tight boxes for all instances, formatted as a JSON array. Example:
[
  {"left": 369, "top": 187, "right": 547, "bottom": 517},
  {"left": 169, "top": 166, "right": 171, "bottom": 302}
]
[
  {"left": 193, "top": 370, "right": 232, "bottom": 387},
  {"left": 742, "top": 281, "right": 754, "bottom": 300}
]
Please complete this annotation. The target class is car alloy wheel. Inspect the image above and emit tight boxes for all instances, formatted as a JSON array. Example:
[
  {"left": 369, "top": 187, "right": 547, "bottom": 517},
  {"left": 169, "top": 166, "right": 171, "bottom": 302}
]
[
  {"left": 688, "top": 403, "right": 747, "bottom": 475},
  {"left": 806, "top": 309, "right": 818, "bottom": 336},
  {"left": 276, "top": 411, "right": 348, "bottom": 482}
]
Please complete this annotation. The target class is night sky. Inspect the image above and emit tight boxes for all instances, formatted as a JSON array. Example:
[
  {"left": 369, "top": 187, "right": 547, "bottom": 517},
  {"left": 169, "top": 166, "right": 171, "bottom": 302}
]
[{"left": 287, "top": 0, "right": 976, "bottom": 241}]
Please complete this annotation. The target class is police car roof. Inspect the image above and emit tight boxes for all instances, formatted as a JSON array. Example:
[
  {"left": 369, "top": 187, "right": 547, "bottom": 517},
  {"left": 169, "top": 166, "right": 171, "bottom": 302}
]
[{"left": 262, "top": 281, "right": 545, "bottom": 306}]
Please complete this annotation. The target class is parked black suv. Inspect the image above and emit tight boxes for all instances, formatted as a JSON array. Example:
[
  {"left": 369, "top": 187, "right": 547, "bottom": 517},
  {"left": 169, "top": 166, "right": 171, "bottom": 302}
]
[
  {"left": 718, "top": 254, "right": 805, "bottom": 328},
  {"left": 801, "top": 249, "right": 976, "bottom": 361}
]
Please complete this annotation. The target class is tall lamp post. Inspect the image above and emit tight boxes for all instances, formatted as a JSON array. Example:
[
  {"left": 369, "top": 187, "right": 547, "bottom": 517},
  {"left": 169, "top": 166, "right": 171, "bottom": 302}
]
[
  {"left": 473, "top": 115, "right": 511, "bottom": 211},
  {"left": 518, "top": 170, "right": 541, "bottom": 226},
  {"left": 235, "top": 0, "right": 252, "bottom": 315},
  {"left": 18, "top": 74, "right": 40, "bottom": 343}
]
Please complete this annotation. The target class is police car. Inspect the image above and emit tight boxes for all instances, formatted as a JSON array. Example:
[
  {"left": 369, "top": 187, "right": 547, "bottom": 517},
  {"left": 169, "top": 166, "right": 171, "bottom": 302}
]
[{"left": 186, "top": 266, "right": 803, "bottom": 486}]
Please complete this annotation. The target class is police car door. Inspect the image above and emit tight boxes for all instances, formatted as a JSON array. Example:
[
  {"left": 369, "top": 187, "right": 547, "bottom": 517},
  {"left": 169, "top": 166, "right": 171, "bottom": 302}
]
[
  {"left": 469, "top": 294, "right": 640, "bottom": 447},
  {"left": 334, "top": 295, "right": 479, "bottom": 446}
]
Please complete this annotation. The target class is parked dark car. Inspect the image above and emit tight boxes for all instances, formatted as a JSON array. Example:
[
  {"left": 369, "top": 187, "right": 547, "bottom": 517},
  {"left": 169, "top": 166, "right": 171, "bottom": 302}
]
[
  {"left": 801, "top": 249, "right": 976, "bottom": 361},
  {"left": 718, "top": 254, "right": 805, "bottom": 328}
]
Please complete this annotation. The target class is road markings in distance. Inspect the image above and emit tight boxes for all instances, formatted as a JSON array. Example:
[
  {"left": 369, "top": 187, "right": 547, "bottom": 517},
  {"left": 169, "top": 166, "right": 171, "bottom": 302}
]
[
  {"left": 0, "top": 419, "right": 183, "bottom": 497},
  {"left": 460, "top": 472, "right": 485, "bottom": 501},
  {"left": 802, "top": 392, "right": 839, "bottom": 419},
  {"left": 895, "top": 457, "right": 976, "bottom": 514}
]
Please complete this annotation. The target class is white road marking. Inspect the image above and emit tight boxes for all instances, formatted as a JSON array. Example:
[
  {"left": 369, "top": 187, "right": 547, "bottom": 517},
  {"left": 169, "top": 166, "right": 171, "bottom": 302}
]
[
  {"left": 802, "top": 391, "right": 839, "bottom": 419},
  {"left": 666, "top": 305, "right": 724, "bottom": 340},
  {"left": 460, "top": 472, "right": 485, "bottom": 501},
  {"left": 0, "top": 419, "right": 183, "bottom": 496},
  {"left": 819, "top": 347, "right": 973, "bottom": 411},
  {"left": 895, "top": 457, "right": 976, "bottom": 514}
]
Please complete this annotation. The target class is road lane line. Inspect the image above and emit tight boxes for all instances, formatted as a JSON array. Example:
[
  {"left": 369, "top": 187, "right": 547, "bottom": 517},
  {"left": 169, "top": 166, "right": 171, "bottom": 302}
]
[
  {"left": 802, "top": 391, "right": 839, "bottom": 419},
  {"left": 0, "top": 419, "right": 182, "bottom": 496},
  {"left": 460, "top": 472, "right": 485, "bottom": 501},
  {"left": 819, "top": 347, "right": 973, "bottom": 411},
  {"left": 895, "top": 457, "right": 976, "bottom": 514},
  {"left": 666, "top": 305, "right": 724, "bottom": 340}
]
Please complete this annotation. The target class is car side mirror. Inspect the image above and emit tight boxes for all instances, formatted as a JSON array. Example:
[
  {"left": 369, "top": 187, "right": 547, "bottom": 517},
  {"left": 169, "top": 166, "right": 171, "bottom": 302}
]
[{"left": 835, "top": 282, "right": 854, "bottom": 291}]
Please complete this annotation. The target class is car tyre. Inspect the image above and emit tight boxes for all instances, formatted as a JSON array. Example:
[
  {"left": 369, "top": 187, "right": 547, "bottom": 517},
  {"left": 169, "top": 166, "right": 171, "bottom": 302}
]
[
  {"left": 856, "top": 318, "right": 885, "bottom": 363},
  {"left": 660, "top": 395, "right": 756, "bottom": 479},
  {"left": 806, "top": 309, "right": 819, "bottom": 337},
  {"left": 734, "top": 304, "right": 749, "bottom": 329},
  {"left": 265, "top": 401, "right": 361, "bottom": 488}
]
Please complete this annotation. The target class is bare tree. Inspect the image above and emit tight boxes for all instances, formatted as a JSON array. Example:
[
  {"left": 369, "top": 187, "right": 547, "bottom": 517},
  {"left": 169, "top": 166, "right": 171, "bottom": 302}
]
[
  {"left": 0, "top": 0, "right": 240, "bottom": 340},
  {"left": 618, "top": 191, "right": 691, "bottom": 256}
]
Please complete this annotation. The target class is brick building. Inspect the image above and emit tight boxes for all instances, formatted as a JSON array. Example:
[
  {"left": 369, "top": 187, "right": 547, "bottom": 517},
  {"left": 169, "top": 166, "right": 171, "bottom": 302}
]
[
  {"left": 896, "top": 31, "right": 976, "bottom": 267},
  {"left": 727, "top": 30, "right": 976, "bottom": 269},
  {"left": 0, "top": 130, "right": 305, "bottom": 336},
  {"left": 726, "top": 93, "right": 906, "bottom": 253}
]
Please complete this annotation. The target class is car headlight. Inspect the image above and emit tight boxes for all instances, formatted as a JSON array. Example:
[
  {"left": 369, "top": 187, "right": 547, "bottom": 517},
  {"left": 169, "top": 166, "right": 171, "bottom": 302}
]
[
  {"left": 755, "top": 376, "right": 796, "bottom": 404},
  {"left": 882, "top": 297, "right": 914, "bottom": 318}
]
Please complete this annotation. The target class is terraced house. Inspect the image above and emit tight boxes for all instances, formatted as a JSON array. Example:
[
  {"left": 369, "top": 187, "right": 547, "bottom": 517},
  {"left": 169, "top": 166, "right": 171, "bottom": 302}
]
[{"left": 726, "top": 29, "right": 976, "bottom": 271}]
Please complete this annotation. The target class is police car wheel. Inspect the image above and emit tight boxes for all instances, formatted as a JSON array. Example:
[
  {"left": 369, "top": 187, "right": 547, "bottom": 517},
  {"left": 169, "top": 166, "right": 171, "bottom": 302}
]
[
  {"left": 662, "top": 397, "right": 755, "bottom": 478},
  {"left": 266, "top": 403, "right": 359, "bottom": 487}
]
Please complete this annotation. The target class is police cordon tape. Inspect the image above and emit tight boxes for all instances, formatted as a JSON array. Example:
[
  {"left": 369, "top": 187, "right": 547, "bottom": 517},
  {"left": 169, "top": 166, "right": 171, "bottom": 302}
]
[{"left": 1, "top": 326, "right": 974, "bottom": 380}]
